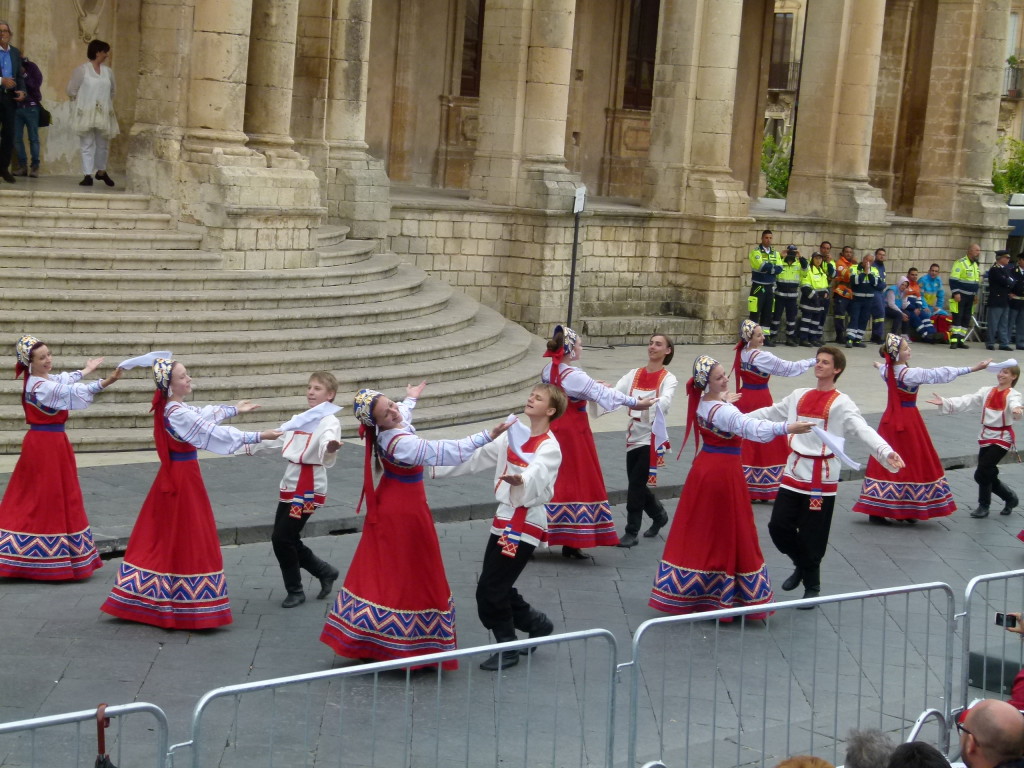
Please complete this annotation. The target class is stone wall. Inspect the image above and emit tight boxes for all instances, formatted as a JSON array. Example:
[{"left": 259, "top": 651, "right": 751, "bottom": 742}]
[{"left": 389, "top": 197, "right": 1010, "bottom": 343}]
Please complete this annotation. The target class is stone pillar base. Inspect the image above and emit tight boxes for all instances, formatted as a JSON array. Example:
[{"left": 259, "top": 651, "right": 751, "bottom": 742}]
[
  {"left": 914, "top": 180, "right": 1007, "bottom": 229},
  {"left": 326, "top": 142, "right": 391, "bottom": 240},
  {"left": 787, "top": 175, "right": 888, "bottom": 223},
  {"left": 515, "top": 160, "right": 581, "bottom": 212},
  {"left": 176, "top": 140, "right": 324, "bottom": 269},
  {"left": 682, "top": 172, "right": 750, "bottom": 219}
]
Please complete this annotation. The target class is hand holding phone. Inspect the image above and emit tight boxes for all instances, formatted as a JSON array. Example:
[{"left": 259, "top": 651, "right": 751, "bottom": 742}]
[{"left": 996, "top": 612, "right": 1019, "bottom": 628}]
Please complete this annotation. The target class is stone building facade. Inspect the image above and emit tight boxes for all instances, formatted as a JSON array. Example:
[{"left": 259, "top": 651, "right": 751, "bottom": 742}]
[{"left": 12, "top": 0, "right": 1013, "bottom": 343}]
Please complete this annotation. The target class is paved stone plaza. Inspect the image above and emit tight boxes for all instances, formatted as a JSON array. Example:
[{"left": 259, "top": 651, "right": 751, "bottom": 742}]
[{"left": 1, "top": 341, "right": 1023, "bottom": 767}]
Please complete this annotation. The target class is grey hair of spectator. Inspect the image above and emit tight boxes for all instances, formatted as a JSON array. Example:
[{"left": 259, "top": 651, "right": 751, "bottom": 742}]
[
  {"left": 845, "top": 728, "right": 897, "bottom": 768},
  {"left": 884, "top": 741, "right": 949, "bottom": 768}
]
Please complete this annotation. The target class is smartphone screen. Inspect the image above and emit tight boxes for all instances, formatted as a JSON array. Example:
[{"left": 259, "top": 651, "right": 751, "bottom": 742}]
[{"left": 996, "top": 613, "right": 1019, "bottom": 628}]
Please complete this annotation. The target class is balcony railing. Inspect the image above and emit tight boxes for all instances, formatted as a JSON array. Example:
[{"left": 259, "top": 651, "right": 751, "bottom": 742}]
[
  {"left": 768, "top": 60, "right": 801, "bottom": 92},
  {"left": 1004, "top": 65, "right": 1023, "bottom": 98}
]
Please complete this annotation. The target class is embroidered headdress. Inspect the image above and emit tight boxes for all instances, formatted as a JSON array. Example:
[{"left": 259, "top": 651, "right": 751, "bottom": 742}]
[
  {"left": 733, "top": 320, "right": 760, "bottom": 387},
  {"left": 149, "top": 357, "right": 180, "bottom": 487},
  {"left": 543, "top": 324, "right": 580, "bottom": 365},
  {"left": 353, "top": 388, "right": 386, "bottom": 516},
  {"left": 153, "top": 358, "right": 176, "bottom": 392},
  {"left": 683, "top": 354, "right": 719, "bottom": 453},
  {"left": 14, "top": 335, "right": 41, "bottom": 378},
  {"left": 881, "top": 334, "right": 906, "bottom": 432},
  {"left": 353, "top": 388, "right": 384, "bottom": 428}
]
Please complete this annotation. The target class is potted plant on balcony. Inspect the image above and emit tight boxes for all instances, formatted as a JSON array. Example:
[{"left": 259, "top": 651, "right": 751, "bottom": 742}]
[{"left": 1008, "top": 56, "right": 1021, "bottom": 98}]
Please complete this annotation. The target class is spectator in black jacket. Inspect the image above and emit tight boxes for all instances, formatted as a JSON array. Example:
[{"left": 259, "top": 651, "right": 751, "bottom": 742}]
[
  {"left": 1010, "top": 253, "right": 1024, "bottom": 350},
  {"left": 13, "top": 54, "right": 41, "bottom": 177},
  {"left": 987, "top": 250, "right": 1015, "bottom": 351}
]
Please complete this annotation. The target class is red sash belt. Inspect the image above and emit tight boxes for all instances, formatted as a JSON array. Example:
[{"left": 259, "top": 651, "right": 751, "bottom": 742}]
[
  {"left": 793, "top": 450, "right": 836, "bottom": 510},
  {"left": 496, "top": 505, "right": 530, "bottom": 558}
]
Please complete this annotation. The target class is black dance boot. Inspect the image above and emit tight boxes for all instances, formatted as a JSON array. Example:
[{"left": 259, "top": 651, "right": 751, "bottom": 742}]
[
  {"left": 480, "top": 627, "right": 520, "bottom": 671},
  {"left": 517, "top": 609, "right": 554, "bottom": 656}
]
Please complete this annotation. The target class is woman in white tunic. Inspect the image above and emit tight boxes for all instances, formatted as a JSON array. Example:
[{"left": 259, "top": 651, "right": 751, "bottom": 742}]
[{"left": 66, "top": 39, "right": 119, "bottom": 187}]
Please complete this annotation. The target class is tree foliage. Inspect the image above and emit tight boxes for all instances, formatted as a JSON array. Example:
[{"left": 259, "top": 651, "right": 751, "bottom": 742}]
[
  {"left": 761, "top": 130, "right": 792, "bottom": 199},
  {"left": 993, "top": 136, "right": 1024, "bottom": 196}
]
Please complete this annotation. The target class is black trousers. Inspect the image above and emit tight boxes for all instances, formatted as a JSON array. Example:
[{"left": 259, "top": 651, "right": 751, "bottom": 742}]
[
  {"left": 0, "top": 94, "right": 15, "bottom": 172},
  {"left": 975, "top": 445, "right": 1014, "bottom": 507},
  {"left": 832, "top": 294, "right": 851, "bottom": 342},
  {"left": 767, "top": 487, "right": 836, "bottom": 589},
  {"left": 624, "top": 447, "right": 667, "bottom": 536},
  {"left": 749, "top": 283, "right": 775, "bottom": 333},
  {"left": 772, "top": 294, "right": 799, "bottom": 339},
  {"left": 476, "top": 534, "right": 536, "bottom": 637},
  {"left": 271, "top": 501, "right": 331, "bottom": 595}
]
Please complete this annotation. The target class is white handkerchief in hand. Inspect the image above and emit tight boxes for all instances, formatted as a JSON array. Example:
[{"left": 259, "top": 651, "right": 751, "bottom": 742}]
[
  {"left": 117, "top": 351, "right": 174, "bottom": 370},
  {"left": 279, "top": 402, "right": 342, "bottom": 433},
  {"left": 811, "top": 426, "right": 861, "bottom": 471},
  {"left": 988, "top": 359, "right": 1019, "bottom": 372},
  {"left": 652, "top": 402, "right": 669, "bottom": 449},
  {"left": 507, "top": 414, "right": 533, "bottom": 464}
]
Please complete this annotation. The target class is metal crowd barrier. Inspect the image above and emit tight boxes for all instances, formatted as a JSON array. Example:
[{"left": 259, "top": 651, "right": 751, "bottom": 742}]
[
  {"left": 621, "top": 583, "right": 957, "bottom": 768},
  {"left": 0, "top": 702, "right": 169, "bottom": 768},
  {"left": 166, "top": 628, "right": 617, "bottom": 768},
  {"left": 960, "top": 569, "right": 1024, "bottom": 714}
]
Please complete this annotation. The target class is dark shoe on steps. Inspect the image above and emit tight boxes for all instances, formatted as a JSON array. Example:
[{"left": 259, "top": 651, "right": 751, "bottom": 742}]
[
  {"left": 970, "top": 505, "right": 990, "bottom": 519},
  {"left": 643, "top": 512, "right": 669, "bottom": 538},
  {"left": 281, "top": 592, "right": 306, "bottom": 608},
  {"left": 868, "top": 515, "right": 894, "bottom": 526},
  {"left": 781, "top": 567, "right": 803, "bottom": 592},
  {"left": 958, "top": 341, "right": 970, "bottom": 349},
  {"left": 95, "top": 171, "right": 115, "bottom": 187},
  {"left": 797, "top": 587, "right": 821, "bottom": 609},
  {"left": 79, "top": 174, "right": 93, "bottom": 186},
  {"left": 316, "top": 565, "right": 340, "bottom": 599},
  {"left": 616, "top": 533, "right": 639, "bottom": 548},
  {"left": 11, "top": 168, "right": 25, "bottom": 177},
  {"left": 799, "top": 339, "right": 814, "bottom": 347},
  {"left": 1002, "top": 493, "right": 1019, "bottom": 516},
  {"left": 785, "top": 339, "right": 798, "bottom": 347},
  {"left": 1001, "top": 345, "right": 1014, "bottom": 351},
  {"left": 0, "top": 171, "right": 14, "bottom": 183},
  {"left": 561, "top": 546, "right": 588, "bottom": 559}
]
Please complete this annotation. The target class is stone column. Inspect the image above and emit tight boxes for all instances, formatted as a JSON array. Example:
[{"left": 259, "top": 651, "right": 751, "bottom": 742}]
[
  {"left": 644, "top": 0, "right": 748, "bottom": 217},
  {"left": 243, "top": 0, "right": 303, "bottom": 162},
  {"left": 184, "top": 0, "right": 256, "bottom": 153},
  {"left": 912, "top": 0, "right": 1008, "bottom": 226},
  {"left": 324, "top": 0, "right": 391, "bottom": 238},
  {"left": 868, "top": 0, "right": 915, "bottom": 206},
  {"left": 177, "top": 0, "right": 322, "bottom": 268},
  {"left": 126, "top": 0, "right": 196, "bottom": 209},
  {"left": 469, "top": 0, "right": 581, "bottom": 210},
  {"left": 786, "top": 0, "right": 888, "bottom": 222},
  {"left": 291, "top": 0, "right": 333, "bottom": 195}
]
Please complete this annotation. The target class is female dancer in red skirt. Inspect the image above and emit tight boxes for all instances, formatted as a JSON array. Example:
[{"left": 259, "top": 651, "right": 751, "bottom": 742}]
[
  {"left": 321, "top": 383, "right": 509, "bottom": 669},
  {"left": 852, "top": 333, "right": 988, "bottom": 524},
  {"left": 0, "top": 335, "right": 122, "bottom": 580},
  {"left": 101, "top": 359, "right": 280, "bottom": 629},
  {"left": 732, "top": 319, "right": 815, "bottom": 502},
  {"left": 650, "top": 355, "right": 810, "bottom": 618},
  {"left": 541, "top": 325, "right": 655, "bottom": 558}
]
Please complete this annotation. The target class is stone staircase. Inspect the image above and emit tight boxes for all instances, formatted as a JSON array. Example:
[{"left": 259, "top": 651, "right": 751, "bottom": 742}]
[{"left": 0, "top": 188, "right": 544, "bottom": 452}]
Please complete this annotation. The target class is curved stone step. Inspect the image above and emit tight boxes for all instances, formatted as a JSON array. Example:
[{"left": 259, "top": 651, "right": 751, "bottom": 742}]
[
  {"left": 0, "top": 293, "right": 488, "bottom": 390},
  {"left": 0, "top": 254, "right": 403, "bottom": 292},
  {"left": 0, "top": 248, "right": 224, "bottom": 270},
  {"left": 316, "top": 224, "right": 350, "bottom": 248},
  {"left": 317, "top": 238, "right": 378, "bottom": 267},
  {"left": 0, "top": 278, "right": 457, "bottom": 346},
  {"left": 0, "top": 324, "right": 543, "bottom": 445},
  {"left": 0, "top": 261, "right": 422, "bottom": 314},
  {"left": 0, "top": 209, "right": 174, "bottom": 230},
  {"left": 0, "top": 228, "right": 203, "bottom": 249},
  {"left": 0, "top": 189, "right": 151, "bottom": 210}
]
